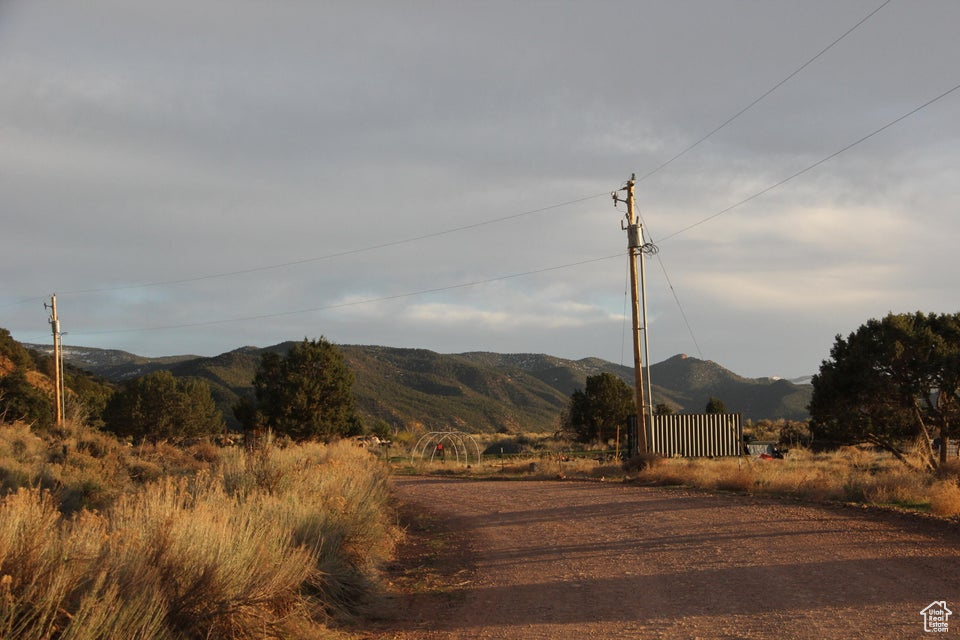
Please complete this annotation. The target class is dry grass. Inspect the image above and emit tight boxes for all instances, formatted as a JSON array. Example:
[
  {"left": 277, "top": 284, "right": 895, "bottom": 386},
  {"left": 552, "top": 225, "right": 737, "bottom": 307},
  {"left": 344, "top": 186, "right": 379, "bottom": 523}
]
[
  {"left": 929, "top": 480, "right": 960, "bottom": 516},
  {"left": 632, "top": 446, "right": 960, "bottom": 514},
  {"left": 0, "top": 420, "right": 230, "bottom": 514},
  {"left": 407, "top": 439, "right": 960, "bottom": 519},
  {"left": 0, "top": 424, "right": 396, "bottom": 639}
]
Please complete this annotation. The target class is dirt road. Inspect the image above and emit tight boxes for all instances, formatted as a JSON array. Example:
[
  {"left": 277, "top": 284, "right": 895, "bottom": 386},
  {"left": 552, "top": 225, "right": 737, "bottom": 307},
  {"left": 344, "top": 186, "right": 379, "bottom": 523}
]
[{"left": 365, "top": 477, "right": 960, "bottom": 639}]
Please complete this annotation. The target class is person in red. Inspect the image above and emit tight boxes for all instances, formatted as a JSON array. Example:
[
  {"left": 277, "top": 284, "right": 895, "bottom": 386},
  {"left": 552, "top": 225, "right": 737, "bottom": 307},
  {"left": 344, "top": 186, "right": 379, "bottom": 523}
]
[{"left": 435, "top": 442, "right": 445, "bottom": 462}]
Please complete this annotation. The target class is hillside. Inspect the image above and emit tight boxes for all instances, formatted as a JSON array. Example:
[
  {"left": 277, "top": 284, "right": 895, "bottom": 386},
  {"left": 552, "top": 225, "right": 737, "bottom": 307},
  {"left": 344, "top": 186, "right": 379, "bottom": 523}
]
[
  {"left": 25, "top": 345, "right": 200, "bottom": 381},
  {"left": 36, "top": 342, "right": 813, "bottom": 432},
  {"left": 648, "top": 354, "right": 812, "bottom": 420},
  {"left": 0, "top": 351, "right": 56, "bottom": 397},
  {"left": 3, "top": 334, "right": 115, "bottom": 427}
]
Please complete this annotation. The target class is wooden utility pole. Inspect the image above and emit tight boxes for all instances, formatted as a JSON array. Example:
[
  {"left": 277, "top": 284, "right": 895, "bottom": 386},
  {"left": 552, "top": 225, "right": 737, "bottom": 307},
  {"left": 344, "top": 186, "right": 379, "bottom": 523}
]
[
  {"left": 615, "top": 174, "right": 648, "bottom": 454},
  {"left": 45, "top": 294, "right": 64, "bottom": 426}
]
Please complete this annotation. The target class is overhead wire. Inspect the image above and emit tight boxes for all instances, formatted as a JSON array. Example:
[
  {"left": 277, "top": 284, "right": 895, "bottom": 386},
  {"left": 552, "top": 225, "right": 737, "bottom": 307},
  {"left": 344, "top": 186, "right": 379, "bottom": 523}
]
[
  {"left": 616, "top": 0, "right": 892, "bottom": 361},
  {"left": 0, "top": 295, "right": 49, "bottom": 310},
  {"left": 37, "top": 2, "right": 891, "bottom": 302},
  {"left": 55, "top": 193, "right": 608, "bottom": 296},
  {"left": 632, "top": 76, "right": 960, "bottom": 356},
  {"left": 635, "top": 0, "right": 891, "bottom": 185},
  {"left": 654, "top": 255, "right": 704, "bottom": 359},
  {"left": 658, "top": 79, "right": 960, "bottom": 243},
  {"left": 48, "top": 69, "right": 959, "bottom": 342},
  {"left": 14, "top": 2, "right": 892, "bottom": 309},
  {"left": 8, "top": 0, "right": 929, "bottom": 354},
  {"left": 72, "top": 253, "right": 623, "bottom": 336}
]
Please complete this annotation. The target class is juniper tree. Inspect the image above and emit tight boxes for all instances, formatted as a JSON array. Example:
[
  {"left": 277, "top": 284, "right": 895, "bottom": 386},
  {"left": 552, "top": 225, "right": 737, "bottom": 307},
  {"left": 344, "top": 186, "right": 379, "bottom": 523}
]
[
  {"left": 809, "top": 311, "right": 960, "bottom": 469},
  {"left": 237, "top": 337, "right": 361, "bottom": 441}
]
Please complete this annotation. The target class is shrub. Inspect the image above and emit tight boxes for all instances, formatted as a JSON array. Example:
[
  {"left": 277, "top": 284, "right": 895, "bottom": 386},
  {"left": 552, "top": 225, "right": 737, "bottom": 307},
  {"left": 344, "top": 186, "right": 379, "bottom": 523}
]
[
  {"left": 126, "top": 459, "right": 164, "bottom": 484},
  {"left": 0, "top": 437, "right": 397, "bottom": 638},
  {"left": 930, "top": 480, "right": 960, "bottom": 517},
  {"left": 0, "top": 369, "right": 54, "bottom": 428},
  {"left": 622, "top": 452, "right": 662, "bottom": 473},
  {"left": 935, "top": 459, "right": 960, "bottom": 483},
  {"left": 483, "top": 439, "right": 525, "bottom": 455},
  {"left": 103, "top": 371, "right": 224, "bottom": 442},
  {"left": 189, "top": 440, "right": 220, "bottom": 464},
  {"left": 107, "top": 476, "right": 315, "bottom": 638},
  {"left": 0, "top": 487, "right": 80, "bottom": 638}
]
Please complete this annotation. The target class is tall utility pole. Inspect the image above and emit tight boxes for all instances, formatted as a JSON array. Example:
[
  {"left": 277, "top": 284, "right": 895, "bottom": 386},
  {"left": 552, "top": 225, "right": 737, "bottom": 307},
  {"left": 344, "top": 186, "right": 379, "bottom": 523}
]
[
  {"left": 614, "top": 174, "right": 652, "bottom": 455},
  {"left": 45, "top": 294, "right": 64, "bottom": 426}
]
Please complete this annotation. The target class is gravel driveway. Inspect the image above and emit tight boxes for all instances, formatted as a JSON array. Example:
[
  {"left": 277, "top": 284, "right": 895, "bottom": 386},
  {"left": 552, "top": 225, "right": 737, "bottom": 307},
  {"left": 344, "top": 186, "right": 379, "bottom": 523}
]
[{"left": 364, "top": 477, "right": 960, "bottom": 639}]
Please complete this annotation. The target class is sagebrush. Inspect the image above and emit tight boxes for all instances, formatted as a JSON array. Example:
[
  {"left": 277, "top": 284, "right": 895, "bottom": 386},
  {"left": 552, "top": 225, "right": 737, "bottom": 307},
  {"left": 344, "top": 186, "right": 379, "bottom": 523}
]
[{"left": 0, "top": 424, "right": 396, "bottom": 639}]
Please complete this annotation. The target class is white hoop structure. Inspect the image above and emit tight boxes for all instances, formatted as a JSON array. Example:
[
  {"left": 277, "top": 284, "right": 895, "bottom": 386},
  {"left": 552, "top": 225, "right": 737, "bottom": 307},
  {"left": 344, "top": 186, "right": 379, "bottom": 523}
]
[{"left": 412, "top": 431, "right": 483, "bottom": 465}]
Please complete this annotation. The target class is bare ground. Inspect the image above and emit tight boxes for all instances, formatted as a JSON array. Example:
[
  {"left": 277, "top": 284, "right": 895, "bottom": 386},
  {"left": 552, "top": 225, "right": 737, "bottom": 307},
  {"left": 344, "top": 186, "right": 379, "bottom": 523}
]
[{"left": 357, "top": 477, "right": 960, "bottom": 640}]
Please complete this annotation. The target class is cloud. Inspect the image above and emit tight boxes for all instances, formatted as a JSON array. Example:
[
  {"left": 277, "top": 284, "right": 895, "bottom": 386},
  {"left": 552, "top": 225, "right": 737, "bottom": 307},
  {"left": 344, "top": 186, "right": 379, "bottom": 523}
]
[
  {"left": 405, "top": 299, "right": 617, "bottom": 331},
  {"left": 2, "top": 0, "right": 959, "bottom": 379},
  {"left": 686, "top": 264, "right": 899, "bottom": 313}
]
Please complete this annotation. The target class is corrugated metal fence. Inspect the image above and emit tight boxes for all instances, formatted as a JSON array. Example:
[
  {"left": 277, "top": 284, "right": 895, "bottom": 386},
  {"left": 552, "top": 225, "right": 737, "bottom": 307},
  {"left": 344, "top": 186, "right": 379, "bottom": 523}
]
[{"left": 647, "top": 413, "right": 742, "bottom": 457}]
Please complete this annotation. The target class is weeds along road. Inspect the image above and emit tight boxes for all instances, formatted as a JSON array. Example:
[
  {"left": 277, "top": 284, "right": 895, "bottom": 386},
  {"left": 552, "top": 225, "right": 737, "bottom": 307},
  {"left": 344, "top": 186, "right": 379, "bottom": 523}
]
[{"left": 369, "top": 477, "right": 960, "bottom": 640}]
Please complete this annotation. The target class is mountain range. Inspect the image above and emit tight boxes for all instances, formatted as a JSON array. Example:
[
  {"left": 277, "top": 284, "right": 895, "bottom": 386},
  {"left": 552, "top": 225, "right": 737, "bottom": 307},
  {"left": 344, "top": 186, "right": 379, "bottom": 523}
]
[{"left": 27, "top": 343, "right": 812, "bottom": 433}]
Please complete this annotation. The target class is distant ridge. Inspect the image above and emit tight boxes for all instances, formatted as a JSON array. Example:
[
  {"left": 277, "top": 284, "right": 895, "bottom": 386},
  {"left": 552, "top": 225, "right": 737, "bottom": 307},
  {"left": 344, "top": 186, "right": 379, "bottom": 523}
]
[
  {"left": 26, "top": 344, "right": 199, "bottom": 381},
  {"left": 28, "top": 343, "right": 812, "bottom": 432}
]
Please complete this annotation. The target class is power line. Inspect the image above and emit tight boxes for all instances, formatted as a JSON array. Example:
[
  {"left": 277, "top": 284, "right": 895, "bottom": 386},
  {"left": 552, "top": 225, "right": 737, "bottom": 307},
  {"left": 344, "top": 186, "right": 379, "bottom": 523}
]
[
  {"left": 630, "top": 74, "right": 960, "bottom": 361},
  {"left": 20, "top": 3, "right": 891, "bottom": 303},
  {"left": 0, "top": 295, "right": 49, "bottom": 310},
  {"left": 21, "top": 62, "right": 955, "bottom": 353},
  {"left": 633, "top": 0, "right": 889, "bottom": 357},
  {"left": 73, "top": 253, "right": 623, "bottom": 336},
  {"left": 58, "top": 193, "right": 608, "bottom": 296},
  {"left": 659, "top": 79, "right": 960, "bottom": 242},
  {"left": 48, "top": 0, "right": 889, "bottom": 303},
  {"left": 653, "top": 252, "right": 704, "bottom": 359},
  {"left": 0, "top": 1, "right": 924, "bottom": 360},
  {"left": 636, "top": 0, "right": 891, "bottom": 184},
  {"left": 616, "top": 191, "right": 704, "bottom": 361}
]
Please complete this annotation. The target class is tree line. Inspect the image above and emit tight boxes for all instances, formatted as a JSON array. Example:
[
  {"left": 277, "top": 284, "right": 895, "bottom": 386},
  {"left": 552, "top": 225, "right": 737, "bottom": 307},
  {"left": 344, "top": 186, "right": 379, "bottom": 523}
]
[
  {"left": 1, "top": 334, "right": 360, "bottom": 443},
  {"left": 4, "top": 312, "right": 960, "bottom": 468}
]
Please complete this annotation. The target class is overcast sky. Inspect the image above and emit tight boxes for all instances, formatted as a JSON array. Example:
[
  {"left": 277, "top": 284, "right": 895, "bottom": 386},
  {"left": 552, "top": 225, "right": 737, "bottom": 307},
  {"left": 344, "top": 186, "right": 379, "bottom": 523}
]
[{"left": 2, "top": 0, "right": 958, "bottom": 379}]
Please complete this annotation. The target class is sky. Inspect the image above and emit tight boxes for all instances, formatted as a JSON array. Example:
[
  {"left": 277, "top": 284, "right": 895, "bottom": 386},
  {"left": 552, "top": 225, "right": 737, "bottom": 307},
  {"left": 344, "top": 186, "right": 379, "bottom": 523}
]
[{"left": 2, "top": 0, "right": 958, "bottom": 380}]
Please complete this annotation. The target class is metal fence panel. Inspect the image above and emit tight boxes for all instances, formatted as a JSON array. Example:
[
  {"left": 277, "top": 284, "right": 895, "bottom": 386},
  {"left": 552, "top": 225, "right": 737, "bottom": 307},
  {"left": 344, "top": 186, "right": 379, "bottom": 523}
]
[{"left": 647, "top": 413, "right": 742, "bottom": 457}]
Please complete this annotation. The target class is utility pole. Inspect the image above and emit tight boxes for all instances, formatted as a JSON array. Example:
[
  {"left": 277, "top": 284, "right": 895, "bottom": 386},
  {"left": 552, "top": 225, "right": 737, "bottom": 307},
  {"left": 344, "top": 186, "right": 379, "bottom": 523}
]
[
  {"left": 614, "top": 174, "right": 653, "bottom": 455},
  {"left": 45, "top": 294, "right": 64, "bottom": 426}
]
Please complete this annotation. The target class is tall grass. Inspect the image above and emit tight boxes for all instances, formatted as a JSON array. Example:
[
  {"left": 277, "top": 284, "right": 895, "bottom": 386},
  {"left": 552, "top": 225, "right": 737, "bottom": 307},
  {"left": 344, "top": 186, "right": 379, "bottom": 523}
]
[
  {"left": 0, "top": 427, "right": 396, "bottom": 639},
  {"left": 0, "top": 488, "right": 170, "bottom": 639},
  {"left": 220, "top": 439, "right": 396, "bottom": 618},
  {"left": 633, "top": 446, "right": 960, "bottom": 516},
  {"left": 408, "top": 438, "right": 960, "bottom": 519},
  {"left": 0, "top": 420, "right": 212, "bottom": 513}
]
